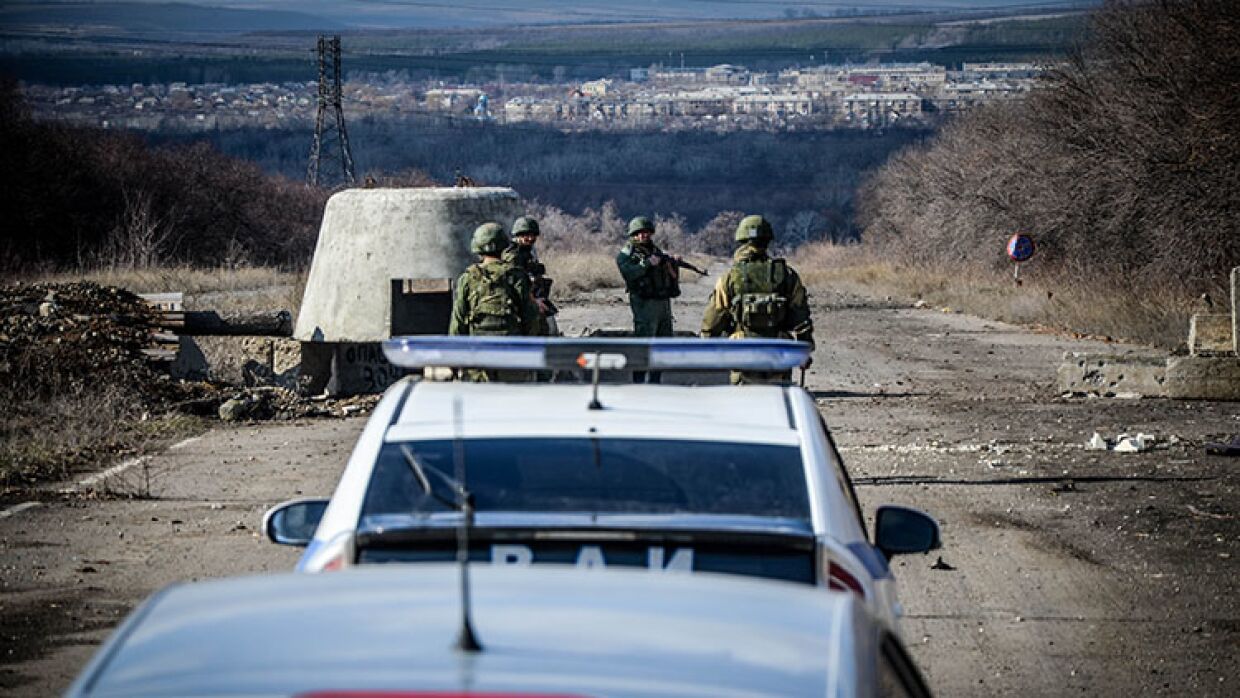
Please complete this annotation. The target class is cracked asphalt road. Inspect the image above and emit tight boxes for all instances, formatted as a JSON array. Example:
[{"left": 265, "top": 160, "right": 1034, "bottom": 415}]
[{"left": 1, "top": 269, "right": 1236, "bottom": 695}]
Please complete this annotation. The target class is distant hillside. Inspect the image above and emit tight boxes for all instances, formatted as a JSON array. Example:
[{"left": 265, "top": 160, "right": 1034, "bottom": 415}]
[
  {"left": 0, "top": 2, "right": 342, "bottom": 36},
  {"left": 114, "top": 0, "right": 1101, "bottom": 29}
]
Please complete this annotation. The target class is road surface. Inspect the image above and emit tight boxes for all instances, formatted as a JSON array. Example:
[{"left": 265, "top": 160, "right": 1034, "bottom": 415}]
[{"left": 1, "top": 266, "right": 1236, "bottom": 695}]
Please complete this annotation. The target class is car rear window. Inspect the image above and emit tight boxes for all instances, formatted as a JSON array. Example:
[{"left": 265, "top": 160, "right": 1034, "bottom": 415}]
[{"left": 362, "top": 438, "right": 809, "bottom": 520}]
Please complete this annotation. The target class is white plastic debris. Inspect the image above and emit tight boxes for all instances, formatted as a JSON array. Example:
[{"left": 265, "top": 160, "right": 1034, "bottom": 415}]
[
  {"left": 1113, "top": 433, "right": 1154, "bottom": 453},
  {"left": 1085, "top": 433, "right": 1109, "bottom": 451}
]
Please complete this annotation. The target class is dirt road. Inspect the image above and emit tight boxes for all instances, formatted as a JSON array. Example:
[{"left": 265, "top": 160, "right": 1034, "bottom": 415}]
[{"left": 1, "top": 266, "right": 1236, "bottom": 695}]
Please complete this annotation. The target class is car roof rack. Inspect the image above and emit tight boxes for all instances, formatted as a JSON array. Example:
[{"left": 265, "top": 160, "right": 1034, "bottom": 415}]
[{"left": 382, "top": 336, "right": 811, "bottom": 372}]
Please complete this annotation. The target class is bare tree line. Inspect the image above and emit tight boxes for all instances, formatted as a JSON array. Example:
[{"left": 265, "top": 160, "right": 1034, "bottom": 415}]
[
  {"left": 0, "top": 78, "right": 327, "bottom": 274},
  {"left": 858, "top": 0, "right": 1239, "bottom": 300}
]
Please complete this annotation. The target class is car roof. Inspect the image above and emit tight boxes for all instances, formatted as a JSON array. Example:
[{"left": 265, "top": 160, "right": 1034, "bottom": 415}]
[
  {"left": 70, "top": 565, "right": 876, "bottom": 698},
  {"left": 387, "top": 382, "right": 800, "bottom": 445}
]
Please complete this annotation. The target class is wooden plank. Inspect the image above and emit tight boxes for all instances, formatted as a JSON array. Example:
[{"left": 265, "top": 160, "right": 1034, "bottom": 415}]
[
  {"left": 399, "top": 278, "right": 452, "bottom": 294},
  {"left": 138, "top": 292, "right": 184, "bottom": 312}
]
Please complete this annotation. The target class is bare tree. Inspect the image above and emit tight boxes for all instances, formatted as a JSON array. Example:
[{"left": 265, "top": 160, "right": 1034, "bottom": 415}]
[{"left": 107, "top": 188, "right": 179, "bottom": 270}]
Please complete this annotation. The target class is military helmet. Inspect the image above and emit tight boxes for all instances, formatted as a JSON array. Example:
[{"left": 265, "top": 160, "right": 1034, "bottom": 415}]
[
  {"left": 512, "top": 216, "right": 540, "bottom": 237},
  {"left": 735, "top": 215, "right": 774, "bottom": 244},
  {"left": 627, "top": 216, "right": 655, "bottom": 237},
  {"left": 470, "top": 222, "right": 509, "bottom": 256}
]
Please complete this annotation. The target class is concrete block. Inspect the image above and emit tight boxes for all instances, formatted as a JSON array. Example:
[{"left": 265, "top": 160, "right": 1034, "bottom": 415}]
[
  {"left": 1232, "top": 267, "right": 1239, "bottom": 355},
  {"left": 1165, "top": 356, "right": 1240, "bottom": 400},
  {"left": 1189, "top": 314, "right": 1233, "bottom": 356},
  {"left": 1057, "top": 352, "right": 1167, "bottom": 397},
  {"left": 331, "top": 342, "right": 418, "bottom": 395},
  {"left": 295, "top": 187, "right": 522, "bottom": 343}
]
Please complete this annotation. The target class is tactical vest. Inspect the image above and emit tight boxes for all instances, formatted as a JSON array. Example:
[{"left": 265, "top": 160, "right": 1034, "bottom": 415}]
[
  {"left": 623, "top": 243, "right": 680, "bottom": 300},
  {"left": 464, "top": 263, "right": 522, "bottom": 335},
  {"left": 728, "top": 258, "right": 790, "bottom": 336}
]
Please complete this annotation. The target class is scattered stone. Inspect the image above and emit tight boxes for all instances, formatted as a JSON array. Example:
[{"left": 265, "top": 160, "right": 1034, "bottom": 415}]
[
  {"left": 930, "top": 556, "right": 956, "bottom": 571},
  {"left": 1086, "top": 433, "right": 1109, "bottom": 451},
  {"left": 218, "top": 398, "right": 252, "bottom": 422},
  {"left": 1114, "top": 433, "right": 1154, "bottom": 453}
]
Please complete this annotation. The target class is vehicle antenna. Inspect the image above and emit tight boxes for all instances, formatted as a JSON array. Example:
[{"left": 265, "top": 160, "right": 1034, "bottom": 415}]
[
  {"left": 587, "top": 353, "right": 603, "bottom": 410},
  {"left": 452, "top": 395, "right": 482, "bottom": 653}
]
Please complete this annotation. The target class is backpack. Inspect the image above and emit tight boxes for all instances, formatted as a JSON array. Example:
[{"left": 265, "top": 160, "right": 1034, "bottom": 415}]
[
  {"left": 729, "top": 258, "right": 789, "bottom": 335},
  {"left": 465, "top": 264, "right": 522, "bottom": 335}
]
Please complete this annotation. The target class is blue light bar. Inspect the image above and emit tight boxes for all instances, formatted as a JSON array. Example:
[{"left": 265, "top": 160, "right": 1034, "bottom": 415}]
[{"left": 382, "top": 336, "right": 811, "bottom": 371}]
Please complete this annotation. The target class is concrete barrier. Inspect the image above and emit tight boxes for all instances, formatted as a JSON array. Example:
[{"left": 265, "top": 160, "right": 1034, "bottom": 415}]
[
  {"left": 1057, "top": 352, "right": 1168, "bottom": 397},
  {"left": 1189, "top": 314, "right": 1232, "bottom": 356},
  {"left": 1233, "top": 267, "right": 1239, "bottom": 355},
  {"left": 1165, "top": 356, "right": 1240, "bottom": 400}
]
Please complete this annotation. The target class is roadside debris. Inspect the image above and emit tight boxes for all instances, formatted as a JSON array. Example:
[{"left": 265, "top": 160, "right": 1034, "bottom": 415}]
[
  {"left": 930, "top": 556, "right": 956, "bottom": 571},
  {"left": 1084, "top": 432, "right": 1157, "bottom": 453},
  {"left": 2, "top": 282, "right": 378, "bottom": 424},
  {"left": 1204, "top": 436, "right": 1240, "bottom": 457}
]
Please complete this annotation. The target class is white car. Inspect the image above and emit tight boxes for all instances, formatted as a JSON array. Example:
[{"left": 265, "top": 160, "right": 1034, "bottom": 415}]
[
  {"left": 264, "top": 337, "right": 941, "bottom": 632},
  {"left": 67, "top": 564, "right": 933, "bottom": 697}
]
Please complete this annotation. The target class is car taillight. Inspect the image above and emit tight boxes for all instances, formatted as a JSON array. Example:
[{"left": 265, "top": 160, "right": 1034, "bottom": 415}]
[{"left": 827, "top": 560, "right": 866, "bottom": 598}]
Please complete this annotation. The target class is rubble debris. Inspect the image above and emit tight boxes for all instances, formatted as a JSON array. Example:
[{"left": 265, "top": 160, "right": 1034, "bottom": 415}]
[
  {"left": 1, "top": 282, "right": 378, "bottom": 423},
  {"left": 1084, "top": 432, "right": 1157, "bottom": 453},
  {"left": 1114, "top": 433, "right": 1154, "bottom": 453}
]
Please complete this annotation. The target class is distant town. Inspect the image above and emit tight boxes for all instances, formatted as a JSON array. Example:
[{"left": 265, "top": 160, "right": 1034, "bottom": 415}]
[{"left": 24, "top": 61, "right": 1047, "bottom": 133}]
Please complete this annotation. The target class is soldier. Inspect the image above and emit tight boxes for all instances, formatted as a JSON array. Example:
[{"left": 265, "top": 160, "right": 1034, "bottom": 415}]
[
  {"left": 503, "top": 216, "right": 556, "bottom": 336},
  {"left": 616, "top": 216, "right": 680, "bottom": 383},
  {"left": 450, "top": 222, "right": 540, "bottom": 381},
  {"left": 701, "top": 215, "right": 814, "bottom": 384}
]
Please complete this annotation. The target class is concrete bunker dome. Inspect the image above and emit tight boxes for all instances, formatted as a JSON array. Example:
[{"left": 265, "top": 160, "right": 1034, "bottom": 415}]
[
  {"left": 295, "top": 186, "right": 522, "bottom": 343},
  {"left": 294, "top": 186, "right": 522, "bottom": 395}
]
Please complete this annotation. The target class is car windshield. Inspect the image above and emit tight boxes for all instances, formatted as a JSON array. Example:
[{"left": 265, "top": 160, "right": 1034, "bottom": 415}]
[{"left": 362, "top": 437, "right": 810, "bottom": 521}]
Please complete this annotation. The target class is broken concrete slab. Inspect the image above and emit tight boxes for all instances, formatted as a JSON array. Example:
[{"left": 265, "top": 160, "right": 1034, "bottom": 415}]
[
  {"left": 1189, "top": 313, "right": 1233, "bottom": 356},
  {"left": 1165, "top": 355, "right": 1240, "bottom": 400},
  {"left": 1057, "top": 352, "right": 1167, "bottom": 397},
  {"left": 1233, "top": 266, "right": 1239, "bottom": 355}
]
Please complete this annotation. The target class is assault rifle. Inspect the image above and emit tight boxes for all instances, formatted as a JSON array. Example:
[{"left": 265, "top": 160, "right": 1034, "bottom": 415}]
[
  {"left": 531, "top": 276, "right": 559, "bottom": 316},
  {"left": 669, "top": 257, "right": 708, "bottom": 276}
]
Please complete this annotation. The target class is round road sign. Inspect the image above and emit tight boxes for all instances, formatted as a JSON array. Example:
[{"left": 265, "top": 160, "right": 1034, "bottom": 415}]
[{"left": 1007, "top": 233, "right": 1035, "bottom": 262}]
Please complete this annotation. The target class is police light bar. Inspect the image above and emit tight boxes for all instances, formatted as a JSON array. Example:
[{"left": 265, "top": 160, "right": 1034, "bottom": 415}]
[{"left": 382, "top": 336, "right": 811, "bottom": 372}]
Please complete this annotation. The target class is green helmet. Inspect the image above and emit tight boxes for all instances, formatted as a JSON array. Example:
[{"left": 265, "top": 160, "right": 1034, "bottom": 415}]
[
  {"left": 512, "top": 216, "right": 540, "bottom": 237},
  {"left": 470, "top": 222, "right": 508, "bottom": 256},
  {"left": 735, "top": 215, "right": 774, "bottom": 244},
  {"left": 627, "top": 216, "right": 655, "bottom": 237}
]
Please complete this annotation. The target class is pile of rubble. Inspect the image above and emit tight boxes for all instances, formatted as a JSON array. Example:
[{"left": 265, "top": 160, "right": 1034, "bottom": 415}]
[
  {"left": 0, "top": 282, "right": 180, "bottom": 405},
  {"left": 0, "top": 282, "right": 372, "bottom": 421}
]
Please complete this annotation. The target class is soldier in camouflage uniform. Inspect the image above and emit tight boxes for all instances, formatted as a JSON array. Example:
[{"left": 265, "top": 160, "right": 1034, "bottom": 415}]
[
  {"left": 616, "top": 216, "right": 680, "bottom": 383},
  {"left": 701, "top": 215, "right": 814, "bottom": 384},
  {"left": 450, "top": 222, "right": 541, "bottom": 381},
  {"left": 503, "top": 216, "right": 555, "bottom": 336}
]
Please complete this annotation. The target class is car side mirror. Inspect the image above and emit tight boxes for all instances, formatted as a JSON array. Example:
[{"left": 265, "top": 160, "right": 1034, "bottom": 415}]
[
  {"left": 874, "top": 505, "right": 941, "bottom": 559},
  {"left": 262, "top": 499, "right": 328, "bottom": 546}
]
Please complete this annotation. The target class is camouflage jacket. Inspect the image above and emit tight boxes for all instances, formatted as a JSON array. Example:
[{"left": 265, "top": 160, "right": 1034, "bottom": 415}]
[
  {"left": 616, "top": 241, "right": 680, "bottom": 300},
  {"left": 502, "top": 243, "right": 546, "bottom": 278}
]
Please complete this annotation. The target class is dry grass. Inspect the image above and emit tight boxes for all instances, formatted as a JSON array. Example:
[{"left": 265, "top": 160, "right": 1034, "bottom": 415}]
[
  {"left": 28, "top": 266, "right": 308, "bottom": 319},
  {"left": 546, "top": 252, "right": 624, "bottom": 296},
  {"left": 791, "top": 241, "right": 1199, "bottom": 349},
  {"left": 0, "top": 385, "right": 204, "bottom": 487}
]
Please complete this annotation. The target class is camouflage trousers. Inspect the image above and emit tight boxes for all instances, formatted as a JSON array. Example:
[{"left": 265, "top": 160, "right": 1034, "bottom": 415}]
[{"left": 629, "top": 295, "right": 673, "bottom": 384}]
